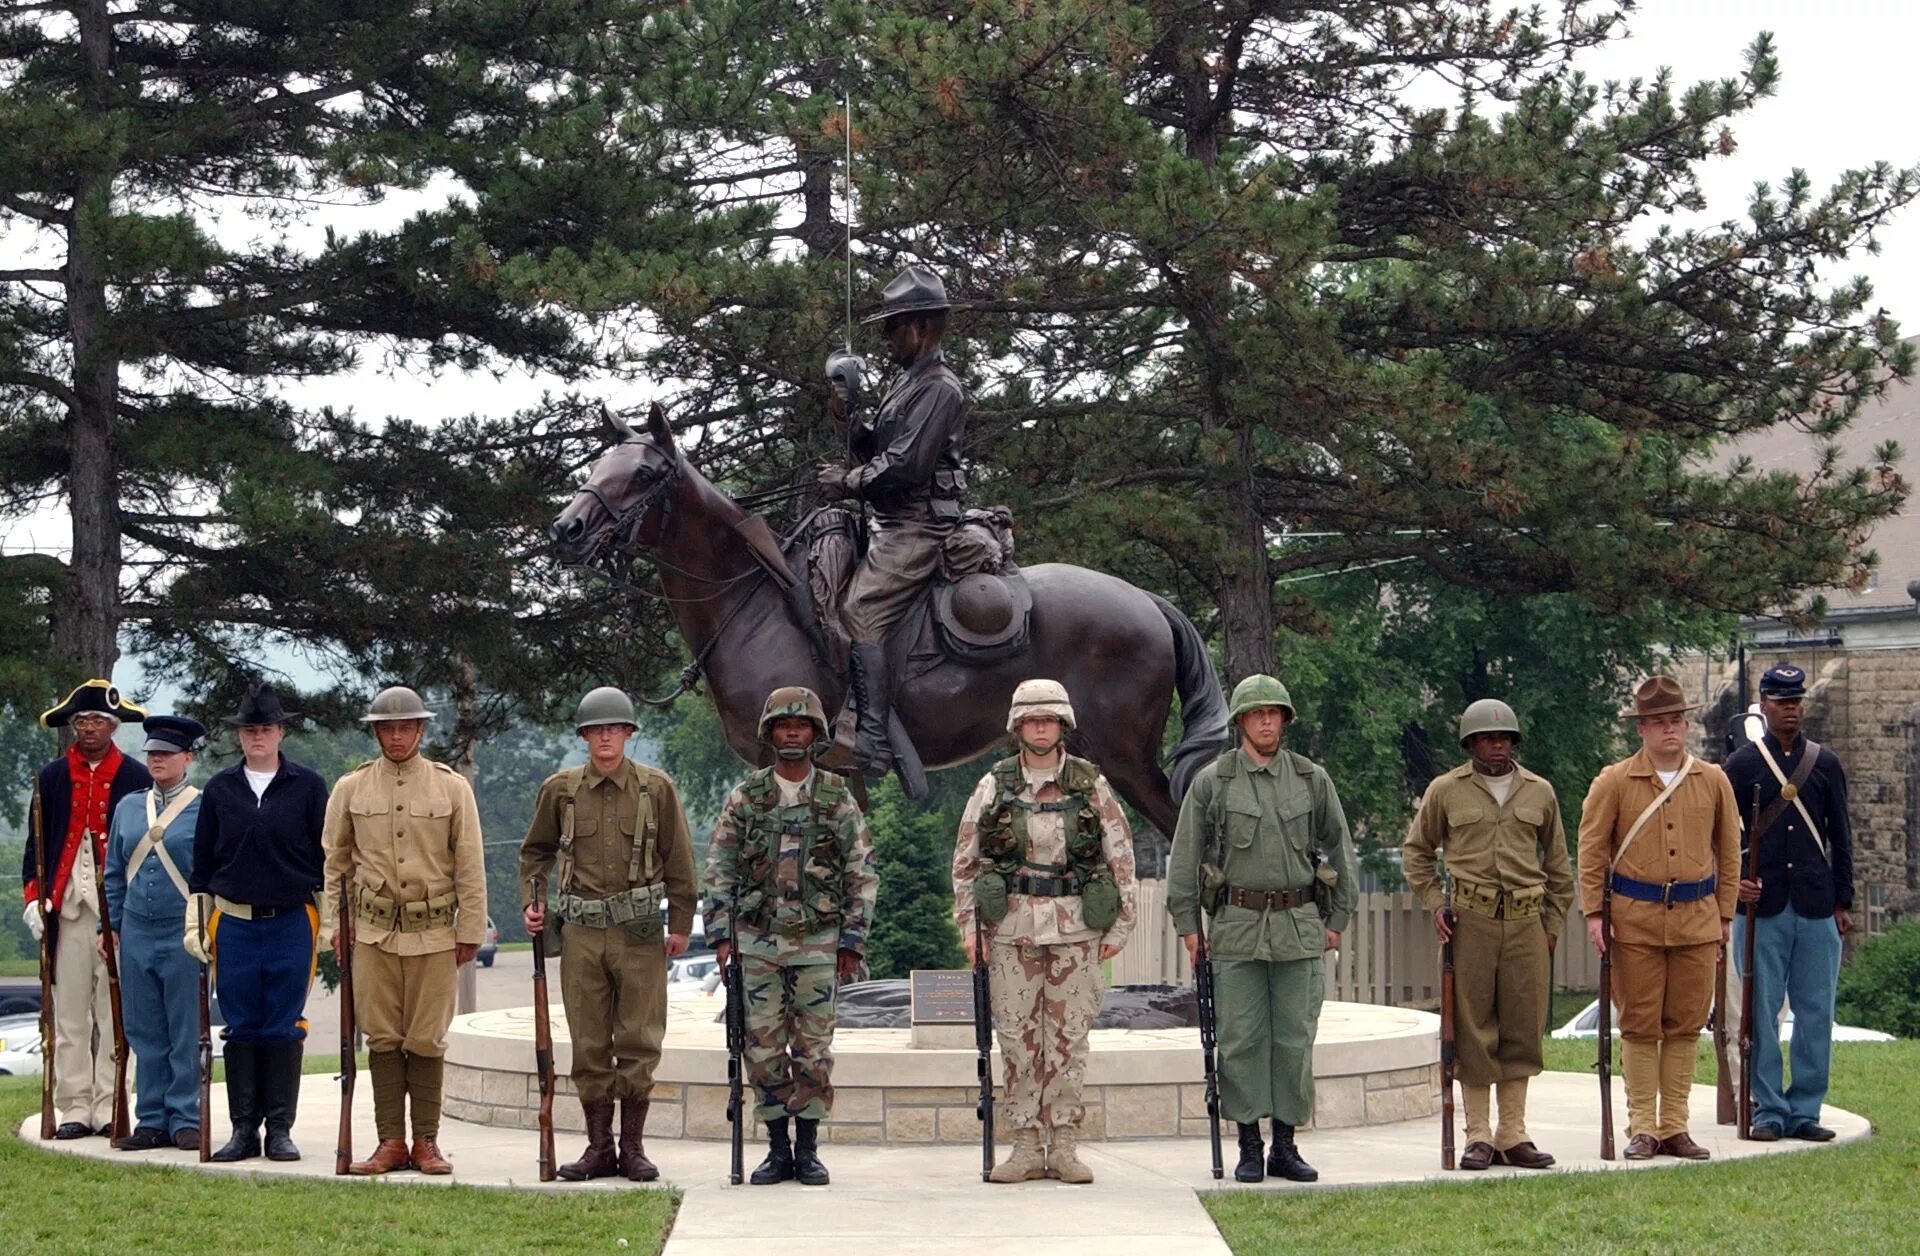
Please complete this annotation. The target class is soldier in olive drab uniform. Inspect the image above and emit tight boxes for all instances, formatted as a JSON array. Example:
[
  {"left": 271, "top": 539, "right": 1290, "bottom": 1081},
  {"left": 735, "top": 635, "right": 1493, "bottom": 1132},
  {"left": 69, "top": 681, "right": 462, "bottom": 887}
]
[
  {"left": 953, "top": 679, "right": 1138, "bottom": 1186},
  {"left": 323, "top": 686, "right": 488, "bottom": 1175},
  {"left": 703, "top": 687, "right": 877, "bottom": 1186},
  {"left": 1402, "top": 699, "right": 1575, "bottom": 1170},
  {"left": 1168, "top": 675, "right": 1357, "bottom": 1184},
  {"left": 520, "top": 687, "right": 697, "bottom": 1182}
]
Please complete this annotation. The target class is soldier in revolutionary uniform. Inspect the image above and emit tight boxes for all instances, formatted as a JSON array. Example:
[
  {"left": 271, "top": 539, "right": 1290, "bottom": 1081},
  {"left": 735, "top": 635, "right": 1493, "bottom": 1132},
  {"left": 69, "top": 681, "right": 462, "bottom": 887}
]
[
  {"left": 1724, "top": 662, "right": 1852, "bottom": 1142},
  {"left": 186, "top": 683, "right": 330, "bottom": 1162},
  {"left": 1168, "top": 674, "right": 1357, "bottom": 1184},
  {"left": 103, "top": 714, "right": 207, "bottom": 1151},
  {"left": 816, "top": 264, "right": 968, "bottom": 776},
  {"left": 703, "top": 687, "right": 877, "bottom": 1186},
  {"left": 323, "top": 686, "right": 488, "bottom": 1175},
  {"left": 520, "top": 686, "right": 697, "bottom": 1182},
  {"left": 1403, "top": 699, "right": 1574, "bottom": 1170},
  {"left": 24, "top": 680, "right": 151, "bottom": 1139},
  {"left": 953, "top": 679, "right": 1138, "bottom": 1185},
  {"left": 1577, "top": 675, "right": 1741, "bottom": 1160}
]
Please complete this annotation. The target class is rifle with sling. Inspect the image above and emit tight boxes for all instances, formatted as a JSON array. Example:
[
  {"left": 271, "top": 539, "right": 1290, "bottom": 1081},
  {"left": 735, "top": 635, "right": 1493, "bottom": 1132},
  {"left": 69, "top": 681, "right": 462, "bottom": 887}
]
[
  {"left": 197, "top": 893, "right": 213, "bottom": 1161},
  {"left": 1440, "top": 894, "right": 1457, "bottom": 1170},
  {"left": 335, "top": 872, "right": 356, "bottom": 1175},
  {"left": 1597, "top": 876, "right": 1615, "bottom": 1161},
  {"left": 973, "top": 909, "right": 994, "bottom": 1182},
  {"left": 529, "top": 876, "right": 557, "bottom": 1182},
  {"left": 1739, "top": 783, "right": 1761, "bottom": 1140},
  {"left": 1194, "top": 912, "right": 1223, "bottom": 1180},
  {"left": 91, "top": 847, "right": 132, "bottom": 1142},
  {"left": 722, "top": 882, "right": 747, "bottom": 1185},
  {"left": 31, "top": 782, "right": 54, "bottom": 1140},
  {"left": 1711, "top": 945, "right": 1735, "bottom": 1125}
]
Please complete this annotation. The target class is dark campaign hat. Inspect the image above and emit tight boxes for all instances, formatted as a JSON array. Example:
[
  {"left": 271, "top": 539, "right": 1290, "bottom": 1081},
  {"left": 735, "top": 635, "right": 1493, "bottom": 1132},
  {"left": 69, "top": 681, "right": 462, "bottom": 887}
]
[
  {"left": 223, "top": 682, "right": 300, "bottom": 727},
  {"left": 143, "top": 715, "right": 208, "bottom": 753},
  {"left": 1758, "top": 662, "right": 1808, "bottom": 700},
  {"left": 1622, "top": 674, "right": 1700, "bottom": 720},
  {"left": 40, "top": 679, "right": 148, "bottom": 729},
  {"left": 861, "top": 264, "right": 952, "bottom": 324}
]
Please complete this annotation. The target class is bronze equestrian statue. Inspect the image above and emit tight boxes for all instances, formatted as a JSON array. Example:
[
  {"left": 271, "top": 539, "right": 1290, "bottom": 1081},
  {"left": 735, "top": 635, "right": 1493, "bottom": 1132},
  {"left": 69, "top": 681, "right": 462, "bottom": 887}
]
[{"left": 548, "top": 400, "right": 1225, "bottom": 837}]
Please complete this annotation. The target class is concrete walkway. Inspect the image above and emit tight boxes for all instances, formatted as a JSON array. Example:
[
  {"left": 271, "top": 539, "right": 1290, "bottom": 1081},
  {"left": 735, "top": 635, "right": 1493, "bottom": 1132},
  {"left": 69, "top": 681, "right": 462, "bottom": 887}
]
[{"left": 17, "top": 1072, "right": 1869, "bottom": 1256}]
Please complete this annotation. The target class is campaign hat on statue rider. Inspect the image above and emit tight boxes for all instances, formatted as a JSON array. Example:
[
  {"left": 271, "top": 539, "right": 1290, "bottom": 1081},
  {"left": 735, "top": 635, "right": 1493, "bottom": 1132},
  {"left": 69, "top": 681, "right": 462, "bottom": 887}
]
[
  {"left": 861, "top": 264, "right": 952, "bottom": 324},
  {"left": 143, "top": 715, "right": 208, "bottom": 754}
]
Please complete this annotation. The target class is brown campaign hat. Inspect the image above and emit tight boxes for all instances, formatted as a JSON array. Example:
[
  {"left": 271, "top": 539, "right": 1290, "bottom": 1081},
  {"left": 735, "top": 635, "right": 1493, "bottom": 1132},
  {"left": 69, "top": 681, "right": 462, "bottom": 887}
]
[{"left": 1621, "top": 675, "right": 1699, "bottom": 720}]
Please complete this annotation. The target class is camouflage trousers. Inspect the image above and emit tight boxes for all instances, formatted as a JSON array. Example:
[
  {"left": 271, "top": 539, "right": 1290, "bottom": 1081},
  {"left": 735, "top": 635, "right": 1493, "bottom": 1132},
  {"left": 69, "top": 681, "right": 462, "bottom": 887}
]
[
  {"left": 988, "top": 937, "right": 1103, "bottom": 1132},
  {"left": 744, "top": 955, "right": 838, "bottom": 1121}
]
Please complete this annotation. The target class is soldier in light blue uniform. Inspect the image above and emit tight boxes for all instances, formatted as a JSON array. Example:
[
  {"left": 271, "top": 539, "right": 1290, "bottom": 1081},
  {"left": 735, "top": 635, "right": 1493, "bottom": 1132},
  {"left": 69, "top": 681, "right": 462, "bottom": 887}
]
[{"left": 103, "top": 715, "right": 208, "bottom": 1151}]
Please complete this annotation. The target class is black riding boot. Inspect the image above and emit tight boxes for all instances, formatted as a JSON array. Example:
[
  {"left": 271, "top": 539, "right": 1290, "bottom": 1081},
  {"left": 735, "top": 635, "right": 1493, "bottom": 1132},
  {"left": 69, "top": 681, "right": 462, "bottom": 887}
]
[
  {"left": 849, "top": 643, "right": 895, "bottom": 777},
  {"left": 1267, "top": 1120, "right": 1318, "bottom": 1182},
  {"left": 1233, "top": 1122, "right": 1265, "bottom": 1183},
  {"left": 260, "top": 1041, "right": 304, "bottom": 1162},
  {"left": 751, "top": 1116, "right": 795, "bottom": 1185},
  {"left": 210, "top": 1043, "right": 261, "bottom": 1162},
  {"left": 793, "top": 1117, "right": 829, "bottom": 1186}
]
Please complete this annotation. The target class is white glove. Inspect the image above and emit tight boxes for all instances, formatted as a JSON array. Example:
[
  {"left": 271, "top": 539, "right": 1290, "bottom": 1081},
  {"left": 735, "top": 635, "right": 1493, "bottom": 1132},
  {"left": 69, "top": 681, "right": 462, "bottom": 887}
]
[
  {"left": 184, "top": 892, "right": 213, "bottom": 963},
  {"left": 23, "top": 901, "right": 45, "bottom": 942}
]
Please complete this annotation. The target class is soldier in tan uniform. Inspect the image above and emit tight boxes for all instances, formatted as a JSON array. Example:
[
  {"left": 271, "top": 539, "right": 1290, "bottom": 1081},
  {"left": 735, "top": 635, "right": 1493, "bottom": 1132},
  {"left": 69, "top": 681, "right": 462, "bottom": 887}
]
[
  {"left": 323, "top": 686, "right": 488, "bottom": 1175},
  {"left": 520, "top": 686, "right": 697, "bottom": 1182},
  {"left": 1578, "top": 676, "right": 1741, "bottom": 1160},
  {"left": 1403, "top": 699, "right": 1574, "bottom": 1170}
]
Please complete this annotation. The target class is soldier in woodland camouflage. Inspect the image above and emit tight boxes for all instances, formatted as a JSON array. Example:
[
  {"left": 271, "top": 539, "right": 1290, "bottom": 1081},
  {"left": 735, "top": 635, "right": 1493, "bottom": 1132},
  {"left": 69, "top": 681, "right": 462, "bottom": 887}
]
[{"left": 703, "top": 687, "right": 877, "bottom": 1186}]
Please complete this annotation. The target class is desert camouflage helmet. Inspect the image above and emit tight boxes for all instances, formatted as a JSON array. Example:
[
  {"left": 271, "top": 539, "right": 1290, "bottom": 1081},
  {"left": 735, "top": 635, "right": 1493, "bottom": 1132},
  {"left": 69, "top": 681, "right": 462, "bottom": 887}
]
[
  {"left": 572, "top": 686, "right": 637, "bottom": 731},
  {"left": 759, "top": 686, "right": 829, "bottom": 740},
  {"left": 1006, "top": 678, "right": 1075, "bottom": 733},
  {"left": 361, "top": 686, "right": 434, "bottom": 723},
  {"left": 1457, "top": 698, "right": 1521, "bottom": 748},
  {"left": 1228, "top": 674, "right": 1295, "bottom": 722}
]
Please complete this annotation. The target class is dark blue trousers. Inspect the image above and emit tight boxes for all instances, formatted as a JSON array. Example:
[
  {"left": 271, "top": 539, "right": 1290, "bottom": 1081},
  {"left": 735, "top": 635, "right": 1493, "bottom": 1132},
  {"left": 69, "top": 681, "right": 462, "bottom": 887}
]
[
  {"left": 213, "top": 907, "right": 316, "bottom": 1045},
  {"left": 122, "top": 910, "right": 203, "bottom": 1134}
]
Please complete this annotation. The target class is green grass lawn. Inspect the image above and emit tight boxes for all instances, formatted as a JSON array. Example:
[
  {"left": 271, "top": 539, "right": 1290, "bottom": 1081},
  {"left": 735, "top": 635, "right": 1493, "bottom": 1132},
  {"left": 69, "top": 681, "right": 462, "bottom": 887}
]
[
  {"left": 0, "top": 1076, "right": 677, "bottom": 1254},
  {"left": 1208, "top": 1038, "right": 1915, "bottom": 1254}
]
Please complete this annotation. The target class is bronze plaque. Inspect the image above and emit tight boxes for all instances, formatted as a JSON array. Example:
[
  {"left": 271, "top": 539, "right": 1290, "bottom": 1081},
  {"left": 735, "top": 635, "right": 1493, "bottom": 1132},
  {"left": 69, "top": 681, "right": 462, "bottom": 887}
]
[{"left": 909, "top": 969, "right": 976, "bottom": 1024}]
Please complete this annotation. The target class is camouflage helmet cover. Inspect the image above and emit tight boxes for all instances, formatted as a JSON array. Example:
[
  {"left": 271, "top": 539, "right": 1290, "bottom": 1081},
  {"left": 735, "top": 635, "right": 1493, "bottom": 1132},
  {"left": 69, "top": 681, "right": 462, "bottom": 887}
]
[
  {"left": 572, "top": 686, "right": 638, "bottom": 731},
  {"left": 758, "top": 686, "right": 829, "bottom": 740},
  {"left": 1006, "top": 678, "right": 1075, "bottom": 733},
  {"left": 361, "top": 685, "right": 434, "bottom": 723},
  {"left": 1229, "top": 674, "right": 1295, "bottom": 723},
  {"left": 1457, "top": 698, "right": 1521, "bottom": 749}
]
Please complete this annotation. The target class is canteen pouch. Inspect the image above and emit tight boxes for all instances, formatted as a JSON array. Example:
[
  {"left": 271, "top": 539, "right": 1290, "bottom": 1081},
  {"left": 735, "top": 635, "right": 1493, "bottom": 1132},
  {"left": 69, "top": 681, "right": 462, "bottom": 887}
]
[
  {"left": 975, "top": 869, "right": 1010, "bottom": 924},
  {"left": 1313, "top": 862, "right": 1338, "bottom": 921},
  {"left": 1199, "top": 861, "right": 1228, "bottom": 914},
  {"left": 1080, "top": 872, "right": 1120, "bottom": 931}
]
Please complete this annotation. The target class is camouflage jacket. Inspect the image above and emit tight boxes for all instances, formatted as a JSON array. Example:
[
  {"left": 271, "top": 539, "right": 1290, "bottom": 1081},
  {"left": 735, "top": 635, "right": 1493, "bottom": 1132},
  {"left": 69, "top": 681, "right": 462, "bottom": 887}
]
[{"left": 703, "top": 766, "right": 876, "bottom": 964}]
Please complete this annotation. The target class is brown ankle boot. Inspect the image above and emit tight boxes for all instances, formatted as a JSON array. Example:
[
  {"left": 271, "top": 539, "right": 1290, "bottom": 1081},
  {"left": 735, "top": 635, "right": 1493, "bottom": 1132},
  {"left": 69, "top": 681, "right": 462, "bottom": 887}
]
[
  {"left": 620, "top": 1099, "right": 658, "bottom": 1182},
  {"left": 409, "top": 1137, "right": 453, "bottom": 1175},
  {"left": 349, "top": 1138, "right": 412, "bottom": 1176},
  {"left": 557, "top": 1100, "right": 619, "bottom": 1181}
]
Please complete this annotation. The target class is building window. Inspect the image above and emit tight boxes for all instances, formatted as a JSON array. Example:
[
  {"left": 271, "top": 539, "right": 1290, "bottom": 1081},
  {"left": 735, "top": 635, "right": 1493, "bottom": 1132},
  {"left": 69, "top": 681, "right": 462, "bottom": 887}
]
[{"left": 1867, "top": 884, "right": 1887, "bottom": 937}]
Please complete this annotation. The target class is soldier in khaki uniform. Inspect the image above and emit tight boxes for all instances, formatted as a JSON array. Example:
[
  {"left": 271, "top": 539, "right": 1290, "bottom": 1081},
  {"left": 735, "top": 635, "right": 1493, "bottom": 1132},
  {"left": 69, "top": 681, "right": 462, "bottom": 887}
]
[
  {"left": 1577, "top": 676, "right": 1741, "bottom": 1160},
  {"left": 1403, "top": 699, "right": 1574, "bottom": 1170},
  {"left": 323, "top": 686, "right": 488, "bottom": 1175},
  {"left": 521, "top": 686, "right": 697, "bottom": 1182}
]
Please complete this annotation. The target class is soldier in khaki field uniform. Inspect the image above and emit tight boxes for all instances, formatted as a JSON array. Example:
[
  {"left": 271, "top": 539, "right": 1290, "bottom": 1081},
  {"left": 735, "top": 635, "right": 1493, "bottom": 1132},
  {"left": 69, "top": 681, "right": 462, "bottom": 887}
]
[
  {"left": 520, "top": 686, "right": 697, "bottom": 1182},
  {"left": 953, "top": 679, "right": 1138, "bottom": 1186},
  {"left": 1578, "top": 675, "right": 1741, "bottom": 1160},
  {"left": 1403, "top": 699, "right": 1574, "bottom": 1170},
  {"left": 704, "top": 687, "right": 877, "bottom": 1186},
  {"left": 323, "top": 686, "right": 487, "bottom": 1175}
]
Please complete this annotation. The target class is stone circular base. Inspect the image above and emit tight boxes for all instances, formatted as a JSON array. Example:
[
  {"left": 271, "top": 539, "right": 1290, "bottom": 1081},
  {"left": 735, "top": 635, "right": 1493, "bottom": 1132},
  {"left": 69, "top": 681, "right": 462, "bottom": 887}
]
[{"left": 445, "top": 998, "right": 1439, "bottom": 1146}]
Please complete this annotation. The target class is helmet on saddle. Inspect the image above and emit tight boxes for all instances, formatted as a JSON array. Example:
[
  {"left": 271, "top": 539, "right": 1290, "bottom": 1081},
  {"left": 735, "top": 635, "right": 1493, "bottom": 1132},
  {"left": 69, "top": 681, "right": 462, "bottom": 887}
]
[
  {"left": 361, "top": 686, "right": 434, "bottom": 723},
  {"left": 1006, "top": 678, "right": 1076, "bottom": 733},
  {"left": 758, "top": 686, "right": 829, "bottom": 741},
  {"left": 1228, "top": 674, "right": 1295, "bottom": 723},
  {"left": 1457, "top": 698, "right": 1521, "bottom": 748},
  {"left": 573, "top": 686, "right": 638, "bottom": 732}
]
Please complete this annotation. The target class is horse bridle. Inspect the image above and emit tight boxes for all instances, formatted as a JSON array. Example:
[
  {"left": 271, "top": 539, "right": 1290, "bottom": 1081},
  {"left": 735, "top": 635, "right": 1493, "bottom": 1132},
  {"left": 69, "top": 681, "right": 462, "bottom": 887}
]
[{"left": 579, "top": 449, "right": 681, "bottom": 583}]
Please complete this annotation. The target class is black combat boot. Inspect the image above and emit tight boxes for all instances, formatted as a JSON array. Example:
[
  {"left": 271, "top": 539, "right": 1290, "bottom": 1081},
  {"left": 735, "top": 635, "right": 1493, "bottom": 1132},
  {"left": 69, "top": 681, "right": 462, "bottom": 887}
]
[
  {"left": 1267, "top": 1120, "right": 1318, "bottom": 1182},
  {"left": 557, "top": 1100, "right": 619, "bottom": 1181},
  {"left": 750, "top": 1116, "right": 796, "bottom": 1184},
  {"left": 849, "top": 644, "right": 895, "bottom": 778},
  {"left": 260, "top": 1041, "right": 304, "bottom": 1161},
  {"left": 1233, "top": 1122, "right": 1264, "bottom": 1183},
  {"left": 209, "top": 1043, "right": 261, "bottom": 1162},
  {"left": 793, "top": 1117, "right": 829, "bottom": 1186}
]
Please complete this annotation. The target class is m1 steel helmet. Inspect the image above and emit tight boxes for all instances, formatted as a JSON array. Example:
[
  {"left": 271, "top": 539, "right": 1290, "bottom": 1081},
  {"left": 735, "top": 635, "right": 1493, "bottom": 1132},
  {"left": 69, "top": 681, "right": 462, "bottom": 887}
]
[
  {"left": 573, "top": 686, "right": 638, "bottom": 731},
  {"left": 1228, "top": 674, "right": 1295, "bottom": 723},
  {"left": 1457, "top": 698, "right": 1521, "bottom": 749}
]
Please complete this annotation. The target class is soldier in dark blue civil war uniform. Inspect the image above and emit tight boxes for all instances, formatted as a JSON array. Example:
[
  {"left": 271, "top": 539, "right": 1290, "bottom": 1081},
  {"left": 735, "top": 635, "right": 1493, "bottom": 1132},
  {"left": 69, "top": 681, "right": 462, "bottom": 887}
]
[
  {"left": 1723, "top": 663, "right": 1853, "bottom": 1143},
  {"left": 184, "top": 683, "right": 330, "bottom": 1162}
]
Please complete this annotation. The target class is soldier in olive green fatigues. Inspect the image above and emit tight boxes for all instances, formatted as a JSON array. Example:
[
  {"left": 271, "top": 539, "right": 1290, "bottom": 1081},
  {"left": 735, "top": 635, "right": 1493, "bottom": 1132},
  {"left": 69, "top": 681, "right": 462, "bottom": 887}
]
[
  {"left": 1168, "top": 675, "right": 1356, "bottom": 1184},
  {"left": 520, "top": 687, "right": 698, "bottom": 1183},
  {"left": 1402, "top": 699, "right": 1574, "bottom": 1171}
]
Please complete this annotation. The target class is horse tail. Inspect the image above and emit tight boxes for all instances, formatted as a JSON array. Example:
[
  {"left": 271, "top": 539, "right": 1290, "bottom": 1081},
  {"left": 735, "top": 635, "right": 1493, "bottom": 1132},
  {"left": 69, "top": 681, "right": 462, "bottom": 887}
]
[{"left": 1149, "top": 593, "right": 1228, "bottom": 803}]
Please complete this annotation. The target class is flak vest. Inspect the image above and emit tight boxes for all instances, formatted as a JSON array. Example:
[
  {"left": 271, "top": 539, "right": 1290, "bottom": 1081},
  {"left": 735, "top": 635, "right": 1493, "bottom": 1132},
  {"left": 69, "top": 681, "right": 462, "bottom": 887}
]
[
  {"left": 734, "top": 769, "right": 852, "bottom": 930},
  {"left": 974, "top": 755, "right": 1119, "bottom": 929}
]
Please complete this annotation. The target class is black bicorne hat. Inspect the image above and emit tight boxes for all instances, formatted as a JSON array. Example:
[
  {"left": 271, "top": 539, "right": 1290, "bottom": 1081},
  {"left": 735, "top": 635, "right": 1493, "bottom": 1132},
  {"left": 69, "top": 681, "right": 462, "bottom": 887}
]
[{"left": 40, "top": 679, "right": 148, "bottom": 729}]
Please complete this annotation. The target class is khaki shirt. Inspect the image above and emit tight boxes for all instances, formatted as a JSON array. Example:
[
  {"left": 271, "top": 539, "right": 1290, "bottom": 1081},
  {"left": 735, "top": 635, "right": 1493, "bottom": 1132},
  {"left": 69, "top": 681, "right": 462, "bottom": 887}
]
[
  {"left": 519, "top": 758, "right": 698, "bottom": 935},
  {"left": 1402, "top": 763, "right": 1575, "bottom": 938},
  {"left": 322, "top": 754, "right": 487, "bottom": 954},
  {"left": 1576, "top": 750, "right": 1741, "bottom": 948}
]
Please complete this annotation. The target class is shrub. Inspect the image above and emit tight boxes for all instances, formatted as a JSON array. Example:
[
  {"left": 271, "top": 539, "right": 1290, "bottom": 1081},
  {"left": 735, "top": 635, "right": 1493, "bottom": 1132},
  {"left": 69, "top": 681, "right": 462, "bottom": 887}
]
[{"left": 1836, "top": 922, "right": 1920, "bottom": 1039}]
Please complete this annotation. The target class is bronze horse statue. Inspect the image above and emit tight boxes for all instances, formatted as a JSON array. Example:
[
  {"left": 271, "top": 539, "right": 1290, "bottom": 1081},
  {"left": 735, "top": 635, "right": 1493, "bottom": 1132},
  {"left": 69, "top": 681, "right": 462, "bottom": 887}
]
[{"left": 549, "top": 404, "right": 1226, "bottom": 836}]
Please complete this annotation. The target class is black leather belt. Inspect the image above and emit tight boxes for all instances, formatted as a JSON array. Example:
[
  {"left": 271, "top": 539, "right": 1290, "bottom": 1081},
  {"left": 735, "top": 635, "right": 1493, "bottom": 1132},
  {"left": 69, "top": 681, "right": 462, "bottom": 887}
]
[
  {"left": 1224, "top": 886, "right": 1310, "bottom": 911},
  {"left": 1609, "top": 874, "right": 1717, "bottom": 908},
  {"left": 1011, "top": 872, "right": 1083, "bottom": 897}
]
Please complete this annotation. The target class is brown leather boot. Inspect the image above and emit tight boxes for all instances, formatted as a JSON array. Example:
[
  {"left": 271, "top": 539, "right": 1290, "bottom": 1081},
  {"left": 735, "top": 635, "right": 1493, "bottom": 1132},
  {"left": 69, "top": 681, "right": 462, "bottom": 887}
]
[
  {"left": 409, "top": 1137, "right": 453, "bottom": 1175},
  {"left": 557, "top": 1100, "right": 619, "bottom": 1181},
  {"left": 349, "top": 1138, "right": 413, "bottom": 1176},
  {"left": 620, "top": 1099, "right": 658, "bottom": 1182}
]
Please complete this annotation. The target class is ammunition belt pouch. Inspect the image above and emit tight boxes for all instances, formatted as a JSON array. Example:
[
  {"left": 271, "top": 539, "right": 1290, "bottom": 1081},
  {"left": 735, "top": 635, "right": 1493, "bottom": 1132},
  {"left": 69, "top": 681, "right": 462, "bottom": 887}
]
[
  {"left": 1452, "top": 880, "right": 1545, "bottom": 921},
  {"left": 1608, "top": 873, "right": 1716, "bottom": 908},
  {"left": 554, "top": 883, "right": 666, "bottom": 931},
  {"left": 354, "top": 885, "right": 457, "bottom": 932},
  {"left": 1011, "top": 871, "right": 1084, "bottom": 897},
  {"left": 1223, "top": 885, "right": 1311, "bottom": 912}
]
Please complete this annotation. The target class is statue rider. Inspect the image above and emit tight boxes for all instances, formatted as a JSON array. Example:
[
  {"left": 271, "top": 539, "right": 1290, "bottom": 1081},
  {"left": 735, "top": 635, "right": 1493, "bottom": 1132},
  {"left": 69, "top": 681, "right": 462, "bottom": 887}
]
[{"left": 816, "top": 264, "right": 968, "bottom": 777}]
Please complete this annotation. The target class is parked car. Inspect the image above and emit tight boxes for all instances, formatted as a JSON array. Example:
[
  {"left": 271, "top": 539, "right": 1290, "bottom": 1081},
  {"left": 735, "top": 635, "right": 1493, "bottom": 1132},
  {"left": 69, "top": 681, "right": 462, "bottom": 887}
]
[
  {"left": 0, "top": 979, "right": 41, "bottom": 1017},
  {"left": 1552, "top": 999, "right": 1894, "bottom": 1043},
  {"left": 0, "top": 1012, "right": 45, "bottom": 1076},
  {"left": 478, "top": 917, "right": 499, "bottom": 968}
]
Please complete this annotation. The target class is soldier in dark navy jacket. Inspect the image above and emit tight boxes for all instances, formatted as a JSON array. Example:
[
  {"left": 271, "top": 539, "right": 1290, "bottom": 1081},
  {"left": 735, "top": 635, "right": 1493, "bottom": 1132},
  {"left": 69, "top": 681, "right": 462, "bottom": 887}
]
[
  {"left": 185, "top": 683, "right": 329, "bottom": 1162},
  {"left": 1724, "top": 663, "right": 1853, "bottom": 1143}
]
